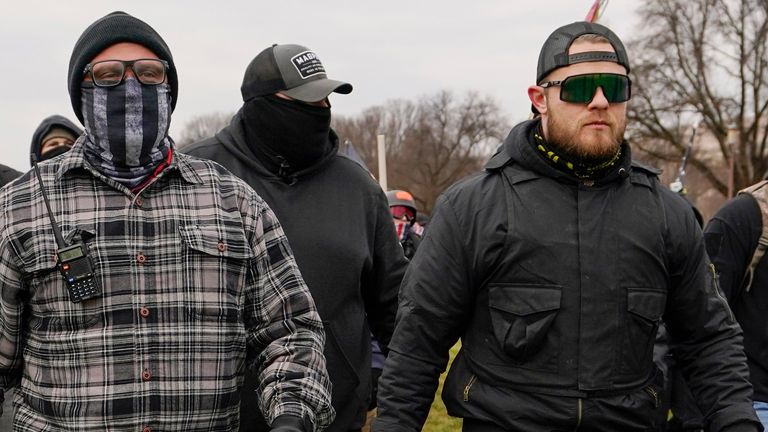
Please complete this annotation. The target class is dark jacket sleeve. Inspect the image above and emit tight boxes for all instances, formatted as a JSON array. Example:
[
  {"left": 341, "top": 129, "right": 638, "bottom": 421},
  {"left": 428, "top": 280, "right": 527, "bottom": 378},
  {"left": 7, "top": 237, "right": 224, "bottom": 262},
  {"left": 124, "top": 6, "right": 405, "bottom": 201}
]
[
  {"left": 703, "top": 194, "right": 761, "bottom": 301},
  {"left": 361, "top": 187, "right": 408, "bottom": 351},
  {"left": 663, "top": 194, "right": 762, "bottom": 432},
  {"left": 373, "top": 183, "right": 501, "bottom": 432}
]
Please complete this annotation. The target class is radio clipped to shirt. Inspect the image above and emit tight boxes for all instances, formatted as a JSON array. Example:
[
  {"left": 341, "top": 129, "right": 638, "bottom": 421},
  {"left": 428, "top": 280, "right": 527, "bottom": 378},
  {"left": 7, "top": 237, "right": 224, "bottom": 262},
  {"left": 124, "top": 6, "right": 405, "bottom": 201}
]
[
  {"left": 32, "top": 155, "right": 102, "bottom": 303},
  {"left": 56, "top": 243, "right": 100, "bottom": 302}
]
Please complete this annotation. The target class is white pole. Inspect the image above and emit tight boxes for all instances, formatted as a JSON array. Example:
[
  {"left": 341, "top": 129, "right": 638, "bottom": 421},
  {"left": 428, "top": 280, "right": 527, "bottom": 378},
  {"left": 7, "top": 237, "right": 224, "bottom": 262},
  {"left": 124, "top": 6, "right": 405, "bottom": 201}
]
[{"left": 377, "top": 134, "right": 388, "bottom": 190}]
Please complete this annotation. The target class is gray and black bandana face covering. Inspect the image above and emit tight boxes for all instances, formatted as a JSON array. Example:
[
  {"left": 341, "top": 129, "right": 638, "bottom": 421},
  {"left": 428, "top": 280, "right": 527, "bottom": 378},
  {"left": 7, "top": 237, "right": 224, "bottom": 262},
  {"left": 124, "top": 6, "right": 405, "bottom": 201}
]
[{"left": 81, "top": 77, "right": 172, "bottom": 188}]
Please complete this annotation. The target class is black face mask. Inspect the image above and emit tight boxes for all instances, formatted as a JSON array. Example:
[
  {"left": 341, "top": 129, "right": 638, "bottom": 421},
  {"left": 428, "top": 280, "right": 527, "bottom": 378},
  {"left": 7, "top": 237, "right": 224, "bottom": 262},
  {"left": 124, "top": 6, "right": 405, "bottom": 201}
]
[
  {"left": 39, "top": 144, "right": 73, "bottom": 161},
  {"left": 242, "top": 94, "right": 332, "bottom": 173}
]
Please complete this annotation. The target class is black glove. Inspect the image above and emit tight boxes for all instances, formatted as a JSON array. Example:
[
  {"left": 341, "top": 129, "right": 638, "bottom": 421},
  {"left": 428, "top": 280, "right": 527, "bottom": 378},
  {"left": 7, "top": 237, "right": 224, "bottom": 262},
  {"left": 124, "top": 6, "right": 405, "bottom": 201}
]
[{"left": 270, "top": 415, "right": 307, "bottom": 432}]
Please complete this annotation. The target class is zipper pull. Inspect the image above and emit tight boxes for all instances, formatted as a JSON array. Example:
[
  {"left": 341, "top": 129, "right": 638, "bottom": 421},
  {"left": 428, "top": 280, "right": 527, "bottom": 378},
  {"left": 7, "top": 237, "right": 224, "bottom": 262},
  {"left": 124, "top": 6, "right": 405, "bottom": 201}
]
[
  {"left": 644, "top": 386, "right": 660, "bottom": 408},
  {"left": 463, "top": 375, "right": 477, "bottom": 402}
]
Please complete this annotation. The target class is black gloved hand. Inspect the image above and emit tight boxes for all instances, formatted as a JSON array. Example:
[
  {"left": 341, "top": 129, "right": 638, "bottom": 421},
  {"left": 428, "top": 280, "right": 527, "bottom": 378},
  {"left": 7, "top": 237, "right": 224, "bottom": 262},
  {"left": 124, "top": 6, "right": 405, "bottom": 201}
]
[{"left": 270, "top": 414, "right": 307, "bottom": 432}]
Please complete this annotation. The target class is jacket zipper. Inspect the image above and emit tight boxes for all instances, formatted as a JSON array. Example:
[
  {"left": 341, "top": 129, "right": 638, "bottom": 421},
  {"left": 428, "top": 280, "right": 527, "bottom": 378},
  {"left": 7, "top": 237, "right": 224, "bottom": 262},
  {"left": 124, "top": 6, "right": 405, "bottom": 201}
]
[
  {"left": 710, "top": 263, "right": 734, "bottom": 321},
  {"left": 644, "top": 386, "right": 660, "bottom": 408},
  {"left": 463, "top": 375, "right": 477, "bottom": 402}
]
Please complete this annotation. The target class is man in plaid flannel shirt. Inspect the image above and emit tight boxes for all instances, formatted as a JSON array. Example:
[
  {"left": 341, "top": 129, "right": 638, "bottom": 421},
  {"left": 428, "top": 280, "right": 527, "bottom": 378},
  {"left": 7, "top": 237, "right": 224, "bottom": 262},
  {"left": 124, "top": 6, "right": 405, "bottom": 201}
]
[{"left": 0, "top": 11, "right": 333, "bottom": 432}]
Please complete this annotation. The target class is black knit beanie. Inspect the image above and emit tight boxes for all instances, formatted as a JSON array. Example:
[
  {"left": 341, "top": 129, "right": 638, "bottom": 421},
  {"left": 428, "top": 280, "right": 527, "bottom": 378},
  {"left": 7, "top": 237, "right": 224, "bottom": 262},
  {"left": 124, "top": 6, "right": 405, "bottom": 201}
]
[{"left": 67, "top": 11, "right": 178, "bottom": 123}]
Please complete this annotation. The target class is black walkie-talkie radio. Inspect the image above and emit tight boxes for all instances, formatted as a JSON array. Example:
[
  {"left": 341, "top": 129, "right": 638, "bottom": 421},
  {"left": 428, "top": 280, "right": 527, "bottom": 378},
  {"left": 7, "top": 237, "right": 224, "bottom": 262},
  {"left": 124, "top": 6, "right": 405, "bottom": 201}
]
[{"left": 32, "top": 156, "right": 101, "bottom": 303}]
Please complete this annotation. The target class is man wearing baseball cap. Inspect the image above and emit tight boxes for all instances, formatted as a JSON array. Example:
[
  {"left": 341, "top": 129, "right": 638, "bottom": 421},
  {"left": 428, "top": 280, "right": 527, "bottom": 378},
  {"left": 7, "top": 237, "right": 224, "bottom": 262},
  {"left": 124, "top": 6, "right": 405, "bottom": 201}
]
[
  {"left": 184, "top": 44, "right": 407, "bottom": 431},
  {"left": 0, "top": 12, "right": 333, "bottom": 431},
  {"left": 372, "top": 21, "right": 762, "bottom": 432}
]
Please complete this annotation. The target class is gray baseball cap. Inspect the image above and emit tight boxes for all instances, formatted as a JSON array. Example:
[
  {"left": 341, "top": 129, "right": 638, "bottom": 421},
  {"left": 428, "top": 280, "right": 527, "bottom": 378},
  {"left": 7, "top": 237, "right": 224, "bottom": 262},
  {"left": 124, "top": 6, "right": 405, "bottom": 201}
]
[
  {"left": 536, "top": 21, "right": 630, "bottom": 85},
  {"left": 240, "top": 44, "right": 353, "bottom": 102}
]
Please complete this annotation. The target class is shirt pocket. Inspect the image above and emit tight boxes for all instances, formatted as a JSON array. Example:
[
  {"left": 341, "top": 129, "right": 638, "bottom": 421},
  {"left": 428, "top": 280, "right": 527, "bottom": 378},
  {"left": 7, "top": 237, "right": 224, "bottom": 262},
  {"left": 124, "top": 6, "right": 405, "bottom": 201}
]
[
  {"left": 178, "top": 222, "right": 253, "bottom": 323},
  {"left": 488, "top": 284, "right": 562, "bottom": 364},
  {"left": 18, "top": 228, "right": 103, "bottom": 332},
  {"left": 621, "top": 287, "right": 666, "bottom": 373}
]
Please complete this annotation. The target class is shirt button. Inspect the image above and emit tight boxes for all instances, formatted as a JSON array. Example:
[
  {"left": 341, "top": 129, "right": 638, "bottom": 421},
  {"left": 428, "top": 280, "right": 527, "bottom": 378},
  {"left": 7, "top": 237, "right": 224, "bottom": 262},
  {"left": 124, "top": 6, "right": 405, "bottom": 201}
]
[
  {"left": 142, "top": 369, "right": 152, "bottom": 381},
  {"left": 135, "top": 197, "right": 144, "bottom": 207},
  {"left": 143, "top": 427, "right": 152, "bottom": 432},
  {"left": 217, "top": 241, "right": 227, "bottom": 253},
  {"left": 136, "top": 253, "right": 147, "bottom": 264},
  {"left": 139, "top": 307, "right": 150, "bottom": 318}
]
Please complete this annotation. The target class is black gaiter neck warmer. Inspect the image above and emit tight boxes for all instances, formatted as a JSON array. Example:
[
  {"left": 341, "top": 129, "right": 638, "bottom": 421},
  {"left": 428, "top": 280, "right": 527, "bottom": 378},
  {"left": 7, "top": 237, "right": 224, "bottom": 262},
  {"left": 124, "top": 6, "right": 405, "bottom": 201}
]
[
  {"left": 242, "top": 94, "right": 332, "bottom": 177},
  {"left": 81, "top": 77, "right": 172, "bottom": 189},
  {"left": 39, "top": 145, "right": 73, "bottom": 161},
  {"left": 530, "top": 124, "right": 622, "bottom": 181}
]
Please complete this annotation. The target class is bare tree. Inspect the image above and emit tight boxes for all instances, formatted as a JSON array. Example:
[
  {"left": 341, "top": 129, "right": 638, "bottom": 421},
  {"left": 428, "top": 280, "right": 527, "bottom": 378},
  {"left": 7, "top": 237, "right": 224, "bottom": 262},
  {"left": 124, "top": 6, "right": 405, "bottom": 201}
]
[
  {"left": 175, "top": 112, "right": 234, "bottom": 147},
  {"left": 334, "top": 91, "right": 507, "bottom": 214},
  {"left": 627, "top": 0, "right": 768, "bottom": 198}
]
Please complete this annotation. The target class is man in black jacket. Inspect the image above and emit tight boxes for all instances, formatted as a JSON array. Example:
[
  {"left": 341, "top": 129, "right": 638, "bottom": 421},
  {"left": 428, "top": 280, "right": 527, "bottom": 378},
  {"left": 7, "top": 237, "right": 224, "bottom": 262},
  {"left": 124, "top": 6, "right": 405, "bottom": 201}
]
[
  {"left": 372, "top": 21, "right": 761, "bottom": 432},
  {"left": 704, "top": 185, "right": 768, "bottom": 429},
  {"left": 183, "top": 44, "right": 407, "bottom": 432}
]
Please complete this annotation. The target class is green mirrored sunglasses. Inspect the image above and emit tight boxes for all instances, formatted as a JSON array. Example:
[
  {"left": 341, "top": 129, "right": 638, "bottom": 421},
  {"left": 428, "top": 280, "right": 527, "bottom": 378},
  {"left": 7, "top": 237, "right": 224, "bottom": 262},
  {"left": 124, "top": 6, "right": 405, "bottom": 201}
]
[{"left": 540, "top": 73, "right": 632, "bottom": 104}]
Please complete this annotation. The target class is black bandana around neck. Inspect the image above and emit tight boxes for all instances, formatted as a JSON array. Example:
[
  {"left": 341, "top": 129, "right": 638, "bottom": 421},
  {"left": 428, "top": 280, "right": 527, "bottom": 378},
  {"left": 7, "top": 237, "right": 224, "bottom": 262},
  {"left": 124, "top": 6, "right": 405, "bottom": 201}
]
[
  {"left": 241, "top": 94, "right": 332, "bottom": 176},
  {"left": 81, "top": 77, "right": 172, "bottom": 189},
  {"left": 531, "top": 125, "right": 622, "bottom": 181}
]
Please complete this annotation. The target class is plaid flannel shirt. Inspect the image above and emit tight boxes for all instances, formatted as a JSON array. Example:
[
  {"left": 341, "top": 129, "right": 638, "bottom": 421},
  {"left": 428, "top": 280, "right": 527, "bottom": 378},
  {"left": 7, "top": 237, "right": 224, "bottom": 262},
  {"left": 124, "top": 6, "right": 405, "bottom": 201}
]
[{"left": 0, "top": 139, "right": 333, "bottom": 431}]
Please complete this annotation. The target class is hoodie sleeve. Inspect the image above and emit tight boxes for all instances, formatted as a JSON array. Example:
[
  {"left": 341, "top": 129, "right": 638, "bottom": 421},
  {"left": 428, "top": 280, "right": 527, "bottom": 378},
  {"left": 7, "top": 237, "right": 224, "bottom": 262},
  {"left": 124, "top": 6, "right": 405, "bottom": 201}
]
[{"left": 361, "top": 188, "right": 408, "bottom": 351}]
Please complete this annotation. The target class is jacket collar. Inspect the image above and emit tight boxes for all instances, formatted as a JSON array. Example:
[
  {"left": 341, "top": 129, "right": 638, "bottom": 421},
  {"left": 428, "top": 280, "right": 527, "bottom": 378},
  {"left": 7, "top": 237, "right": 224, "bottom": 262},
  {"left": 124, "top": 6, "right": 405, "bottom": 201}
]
[{"left": 485, "top": 119, "right": 637, "bottom": 186}]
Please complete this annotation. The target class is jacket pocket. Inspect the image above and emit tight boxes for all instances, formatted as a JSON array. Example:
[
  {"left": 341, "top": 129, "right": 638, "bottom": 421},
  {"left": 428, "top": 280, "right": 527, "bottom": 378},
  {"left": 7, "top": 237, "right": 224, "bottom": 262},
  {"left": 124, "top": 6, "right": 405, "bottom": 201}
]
[
  {"left": 488, "top": 284, "right": 562, "bottom": 362},
  {"left": 178, "top": 223, "right": 251, "bottom": 323},
  {"left": 622, "top": 288, "right": 665, "bottom": 373}
]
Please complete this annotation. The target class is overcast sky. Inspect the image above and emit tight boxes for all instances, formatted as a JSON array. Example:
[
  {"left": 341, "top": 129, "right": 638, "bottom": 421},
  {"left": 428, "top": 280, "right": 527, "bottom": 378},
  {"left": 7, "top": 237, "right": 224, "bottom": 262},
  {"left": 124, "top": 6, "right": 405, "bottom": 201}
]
[{"left": 0, "top": 1, "right": 642, "bottom": 171}]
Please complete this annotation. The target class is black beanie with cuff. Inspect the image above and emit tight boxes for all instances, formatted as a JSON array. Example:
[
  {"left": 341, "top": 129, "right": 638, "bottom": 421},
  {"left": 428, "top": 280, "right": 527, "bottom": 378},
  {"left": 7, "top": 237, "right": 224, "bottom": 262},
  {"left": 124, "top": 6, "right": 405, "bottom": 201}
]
[{"left": 67, "top": 11, "right": 178, "bottom": 123}]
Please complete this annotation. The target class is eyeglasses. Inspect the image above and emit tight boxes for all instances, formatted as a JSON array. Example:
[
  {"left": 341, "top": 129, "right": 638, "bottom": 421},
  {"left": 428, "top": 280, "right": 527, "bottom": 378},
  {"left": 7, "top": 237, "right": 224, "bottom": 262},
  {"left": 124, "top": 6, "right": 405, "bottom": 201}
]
[
  {"left": 391, "top": 206, "right": 415, "bottom": 221},
  {"left": 539, "top": 73, "right": 631, "bottom": 104},
  {"left": 83, "top": 59, "right": 169, "bottom": 87}
]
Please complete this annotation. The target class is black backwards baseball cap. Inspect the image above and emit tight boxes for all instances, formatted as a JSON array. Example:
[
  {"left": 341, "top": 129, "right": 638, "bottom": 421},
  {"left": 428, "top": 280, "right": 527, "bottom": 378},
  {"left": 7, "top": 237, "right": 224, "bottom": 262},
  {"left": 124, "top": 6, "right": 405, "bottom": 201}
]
[
  {"left": 67, "top": 11, "right": 178, "bottom": 123},
  {"left": 536, "top": 21, "right": 630, "bottom": 85},
  {"left": 241, "top": 44, "right": 353, "bottom": 102},
  {"left": 532, "top": 21, "right": 630, "bottom": 114}
]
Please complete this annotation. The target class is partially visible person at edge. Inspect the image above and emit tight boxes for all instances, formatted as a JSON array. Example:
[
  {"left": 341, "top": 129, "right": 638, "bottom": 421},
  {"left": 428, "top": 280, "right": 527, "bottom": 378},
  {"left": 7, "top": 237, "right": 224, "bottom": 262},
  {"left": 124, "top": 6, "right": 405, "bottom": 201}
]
[
  {"left": 0, "top": 164, "right": 21, "bottom": 188},
  {"left": 182, "top": 43, "right": 407, "bottom": 431},
  {"left": 385, "top": 189, "right": 424, "bottom": 261},
  {"left": 362, "top": 189, "right": 425, "bottom": 431},
  {"left": 0, "top": 12, "right": 332, "bottom": 431},
  {"left": 704, "top": 184, "right": 768, "bottom": 429},
  {"left": 372, "top": 21, "right": 761, "bottom": 432},
  {"left": 30, "top": 114, "right": 83, "bottom": 164}
]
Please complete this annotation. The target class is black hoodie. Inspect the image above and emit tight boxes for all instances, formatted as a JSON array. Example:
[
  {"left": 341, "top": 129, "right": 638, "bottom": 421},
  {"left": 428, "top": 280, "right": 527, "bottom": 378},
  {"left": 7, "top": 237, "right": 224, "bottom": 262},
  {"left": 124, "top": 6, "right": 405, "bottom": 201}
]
[
  {"left": 29, "top": 115, "right": 82, "bottom": 166},
  {"left": 0, "top": 164, "right": 21, "bottom": 188},
  {"left": 182, "top": 109, "right": 407, "bottom": 432}
]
